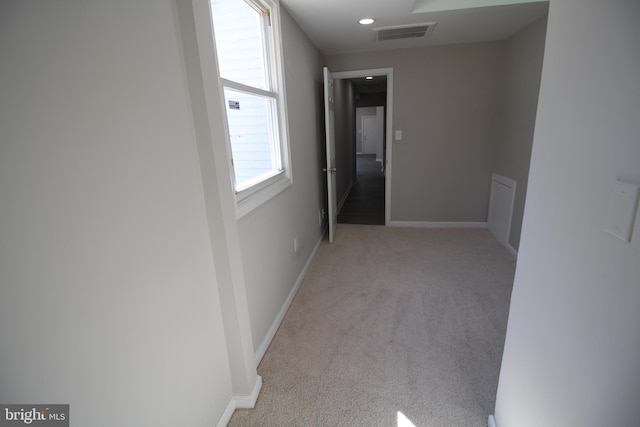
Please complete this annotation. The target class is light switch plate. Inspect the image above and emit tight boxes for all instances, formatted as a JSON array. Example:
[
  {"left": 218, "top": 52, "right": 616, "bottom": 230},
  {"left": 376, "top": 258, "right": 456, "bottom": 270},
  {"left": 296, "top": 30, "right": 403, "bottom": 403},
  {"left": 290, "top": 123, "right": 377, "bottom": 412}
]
[
  {"left": 395, "top": 130, "right": 402, "bottom": 141},
  {"left": 604, "top": 180, "right": 640, "bottom": 242}
]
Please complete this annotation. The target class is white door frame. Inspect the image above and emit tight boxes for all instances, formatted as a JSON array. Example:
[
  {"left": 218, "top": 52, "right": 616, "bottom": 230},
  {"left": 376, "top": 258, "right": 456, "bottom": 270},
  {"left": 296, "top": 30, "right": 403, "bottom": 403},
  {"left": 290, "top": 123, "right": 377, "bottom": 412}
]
[
  {"left": 331, "top": 68, "right": 393, "bottom": 225},
  {"left": 323, "top": 67, "right": 337, "bottom": 242}
]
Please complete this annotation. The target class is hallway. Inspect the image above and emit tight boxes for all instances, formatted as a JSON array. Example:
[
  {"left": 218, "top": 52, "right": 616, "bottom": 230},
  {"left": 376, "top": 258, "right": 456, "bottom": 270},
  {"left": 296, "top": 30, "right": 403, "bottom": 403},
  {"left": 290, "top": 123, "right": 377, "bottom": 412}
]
[
  {"left": 229, "top": 224, "right": 515, "bottom": 426},
  {"left": 338, "top": 154, "right": 385, "bottom": 225}
]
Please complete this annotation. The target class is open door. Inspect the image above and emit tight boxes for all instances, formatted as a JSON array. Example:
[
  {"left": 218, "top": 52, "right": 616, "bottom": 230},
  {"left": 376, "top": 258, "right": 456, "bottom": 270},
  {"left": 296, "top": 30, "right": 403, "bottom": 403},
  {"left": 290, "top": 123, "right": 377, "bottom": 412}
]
[{"left": 323, "top": 67, "right": 337, "bottom": 242}]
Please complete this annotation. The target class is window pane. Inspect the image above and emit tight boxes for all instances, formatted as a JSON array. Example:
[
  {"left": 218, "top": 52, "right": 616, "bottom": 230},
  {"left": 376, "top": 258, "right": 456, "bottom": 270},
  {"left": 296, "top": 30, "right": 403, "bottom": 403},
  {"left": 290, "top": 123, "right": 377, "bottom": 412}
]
[
  {"left": 211, "top": 0, "right": 268, "bottom": 90},
  {"left": 224, "top": 88, "right": 279, "bottom": 189}
]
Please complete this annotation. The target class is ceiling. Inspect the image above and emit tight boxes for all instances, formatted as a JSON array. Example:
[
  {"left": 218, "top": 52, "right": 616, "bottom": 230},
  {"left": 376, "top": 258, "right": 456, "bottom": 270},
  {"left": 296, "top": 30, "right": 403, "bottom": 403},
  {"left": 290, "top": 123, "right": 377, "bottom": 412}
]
[
  {"left": 349, "top": 76, "right": 388, "bottom": 98},
  {"left": 279, "top": 0, "right": 549, "bottom": 55}
]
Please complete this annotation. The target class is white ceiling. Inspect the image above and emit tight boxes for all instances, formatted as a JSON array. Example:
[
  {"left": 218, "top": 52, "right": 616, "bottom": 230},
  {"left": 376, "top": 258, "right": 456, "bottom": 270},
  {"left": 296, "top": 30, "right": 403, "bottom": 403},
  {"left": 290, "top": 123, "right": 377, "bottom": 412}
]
[{"left": 279, "top": 0, "right": 549, "bottom": 55}]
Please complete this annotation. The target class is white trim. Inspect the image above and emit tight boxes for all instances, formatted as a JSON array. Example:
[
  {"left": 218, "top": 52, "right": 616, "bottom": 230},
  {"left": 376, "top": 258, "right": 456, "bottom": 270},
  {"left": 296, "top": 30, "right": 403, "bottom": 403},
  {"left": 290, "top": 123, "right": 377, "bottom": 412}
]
[
  {"left": 268, "top": 0, "right": 293, "bottom": 202},
  {"left": 230, "top": 0, "right": 294, "bottom": 219},
  {"left": 487, "top": 172, "right": 516, "bottom": 246},
  {"left": 220, "top": 78, "right": 277, "bottom": 100},
  {"left": 330, "top": 68, "right": 393, "bottom": 227},
  {"left": 337, "top": 180, "right": 354, "bottom": 215},
  {"left": 254, "top": 232, "right": 324, "bottom": 364},
  {"left": 388, "top": 221, "right": 489, "bottom": 229},
  {"left": 187, "top": 0, "right": 263, "bottom": 420},
  {"left": 236, "top": 168, "right": 286, "bottom": 195},
  {"left": 331, "top": 68, "right": 392, "bottom": 80},
  {"left": 236, "top": 173, "right": 291, "bottom": 218},
  {"left": 488, "top": 415, "right": 498, "bottom": 427},
  {"left": 506, "top": 243, "right": 518, "bottom": 259},
  {"left": 211, "top": 0, "right": 293, "bottom": 219},
  {"left": 215, "top": 376, "right": 263, "bottom": 427},
  {"left": 233, "top": 375, "right": 263, "bottom": 409},
  {"left": 216, "top": 399, "right": 236, "bottom": 427}
]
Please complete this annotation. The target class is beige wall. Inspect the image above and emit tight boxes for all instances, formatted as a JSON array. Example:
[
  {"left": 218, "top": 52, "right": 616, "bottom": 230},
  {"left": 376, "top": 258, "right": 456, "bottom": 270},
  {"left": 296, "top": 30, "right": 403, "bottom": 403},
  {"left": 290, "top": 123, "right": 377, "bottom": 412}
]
[
  {"left": 326, "top": 25, "right": 548, "bottom": 238},
  {"left": 237, "top": 6, "right": 327, "bottom": 355},
  {"left": 327, "top": 42, "right": 505, "bottom": 222},
  {"left": 494, "top": 1, "right": 640, "bottom": 426},
  {"left": 495, "top": 16, "right": 548, "bottom": 251}
]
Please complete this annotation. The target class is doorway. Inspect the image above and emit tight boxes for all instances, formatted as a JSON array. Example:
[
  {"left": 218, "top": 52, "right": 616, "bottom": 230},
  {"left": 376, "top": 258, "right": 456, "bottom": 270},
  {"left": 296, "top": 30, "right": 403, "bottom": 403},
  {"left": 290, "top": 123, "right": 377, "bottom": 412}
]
[
  {"left": 338, "top": 103, "right": 385, "bottom": 224},
  {"left": 329, "top": 69, "right": 392, "bottom": 226}
]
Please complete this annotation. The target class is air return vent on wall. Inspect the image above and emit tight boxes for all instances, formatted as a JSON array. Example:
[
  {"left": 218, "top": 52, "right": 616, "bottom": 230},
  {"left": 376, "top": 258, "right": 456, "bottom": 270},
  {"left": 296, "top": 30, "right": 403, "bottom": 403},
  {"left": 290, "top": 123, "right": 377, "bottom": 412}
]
[{"left": 373, "top": 22, "right": 436, "bottom": 41}]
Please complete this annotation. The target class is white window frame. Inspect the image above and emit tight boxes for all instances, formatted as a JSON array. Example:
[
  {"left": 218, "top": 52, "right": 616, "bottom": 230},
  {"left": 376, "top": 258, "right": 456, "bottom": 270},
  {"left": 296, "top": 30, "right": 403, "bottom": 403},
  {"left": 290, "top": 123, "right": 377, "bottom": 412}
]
[{"left": 210, "top": 0, "right": 292, "bottom": 218}]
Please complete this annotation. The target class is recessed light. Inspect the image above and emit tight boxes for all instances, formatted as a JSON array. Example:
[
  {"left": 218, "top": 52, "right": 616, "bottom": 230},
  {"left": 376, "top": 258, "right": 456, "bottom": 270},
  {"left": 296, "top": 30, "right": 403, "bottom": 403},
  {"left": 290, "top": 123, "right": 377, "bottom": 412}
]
[
  {"left": 359, "top": 18, "right": 375, "bottom": 25},
  {"left": 365, "top": 76, "right": 374, "bottom": 80}
]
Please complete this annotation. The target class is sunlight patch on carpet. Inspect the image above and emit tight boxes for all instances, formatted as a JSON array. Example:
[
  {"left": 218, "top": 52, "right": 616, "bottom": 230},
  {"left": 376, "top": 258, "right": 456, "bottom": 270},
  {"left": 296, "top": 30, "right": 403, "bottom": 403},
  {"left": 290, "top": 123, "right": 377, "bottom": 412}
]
[{"left": 397, "top": 411, "right": 417, "bottom": 427}]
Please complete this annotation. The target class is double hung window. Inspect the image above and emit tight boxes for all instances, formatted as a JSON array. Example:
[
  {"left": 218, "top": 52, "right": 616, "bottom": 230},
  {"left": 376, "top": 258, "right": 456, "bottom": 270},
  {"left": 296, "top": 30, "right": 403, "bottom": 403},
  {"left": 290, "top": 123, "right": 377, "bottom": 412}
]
[{"left": 210, "top": 0, "right": 290, "bottom": 213}]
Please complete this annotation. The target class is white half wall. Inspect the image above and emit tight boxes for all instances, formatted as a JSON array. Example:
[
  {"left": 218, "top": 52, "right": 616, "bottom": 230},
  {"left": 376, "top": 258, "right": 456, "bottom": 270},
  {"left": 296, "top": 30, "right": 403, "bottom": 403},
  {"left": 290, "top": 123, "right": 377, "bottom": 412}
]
[
  {"left": 488, "top": 173, "right": 516, "bottom": 248},
  {"left": 494, "top": 15, "right": 547, "bottom": 252}
]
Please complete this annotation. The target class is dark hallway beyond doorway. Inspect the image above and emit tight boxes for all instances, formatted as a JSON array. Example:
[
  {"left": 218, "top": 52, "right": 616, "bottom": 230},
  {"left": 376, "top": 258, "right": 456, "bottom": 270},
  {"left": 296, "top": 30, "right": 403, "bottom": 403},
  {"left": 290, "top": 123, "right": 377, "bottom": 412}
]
[{"left": 338, "top": 154, "right": 385, "bottom": 225}]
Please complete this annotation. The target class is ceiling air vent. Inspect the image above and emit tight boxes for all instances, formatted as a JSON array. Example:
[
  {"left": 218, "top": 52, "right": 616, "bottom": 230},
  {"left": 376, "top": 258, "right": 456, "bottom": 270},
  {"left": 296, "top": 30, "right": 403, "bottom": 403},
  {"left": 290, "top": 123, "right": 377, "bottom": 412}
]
[{"left": 373, "top": 22, "right": 436, "bottom": 41}]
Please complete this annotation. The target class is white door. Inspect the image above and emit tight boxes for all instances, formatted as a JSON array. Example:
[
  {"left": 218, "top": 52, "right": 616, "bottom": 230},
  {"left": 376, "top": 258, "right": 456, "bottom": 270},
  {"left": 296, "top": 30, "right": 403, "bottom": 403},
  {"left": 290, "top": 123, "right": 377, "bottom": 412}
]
[
  {"left": 323, "top": 67, "right": 337, "bottom": 242},
  {"left": 362, "top": 116, "right": 378, "bottom": 154}
]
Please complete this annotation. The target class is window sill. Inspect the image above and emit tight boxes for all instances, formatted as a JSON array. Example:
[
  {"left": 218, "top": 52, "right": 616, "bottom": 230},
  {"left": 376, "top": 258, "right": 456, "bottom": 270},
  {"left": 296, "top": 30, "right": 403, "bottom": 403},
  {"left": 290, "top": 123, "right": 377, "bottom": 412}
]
[{"left": 236, "top": 172, "right": 292, "bottom": 219}]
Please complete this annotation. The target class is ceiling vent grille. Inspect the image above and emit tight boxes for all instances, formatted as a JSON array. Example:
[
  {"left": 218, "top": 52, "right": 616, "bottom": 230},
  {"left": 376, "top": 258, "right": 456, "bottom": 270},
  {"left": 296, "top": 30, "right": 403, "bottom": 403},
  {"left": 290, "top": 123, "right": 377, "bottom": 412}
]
[{"left": 373, "top": 22, "right": 436, "bottom": 41}]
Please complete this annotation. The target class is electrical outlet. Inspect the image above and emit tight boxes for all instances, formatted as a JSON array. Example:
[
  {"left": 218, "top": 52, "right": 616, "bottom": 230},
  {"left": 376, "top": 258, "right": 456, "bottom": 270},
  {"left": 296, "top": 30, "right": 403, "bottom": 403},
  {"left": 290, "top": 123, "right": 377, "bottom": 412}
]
[{"left": 293, "top": 236, "right": 299, "bottom": 253}]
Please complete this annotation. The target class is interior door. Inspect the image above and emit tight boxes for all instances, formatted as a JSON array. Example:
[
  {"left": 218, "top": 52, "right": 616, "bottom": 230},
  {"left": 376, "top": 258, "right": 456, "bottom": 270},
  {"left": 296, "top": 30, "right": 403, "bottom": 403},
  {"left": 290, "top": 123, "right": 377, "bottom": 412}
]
[
  {"left": 362, "top": 116, "right": 378, "bottom": 154},
  {"left": 323, "top": 67, "right": 337, "bottom": 243}
]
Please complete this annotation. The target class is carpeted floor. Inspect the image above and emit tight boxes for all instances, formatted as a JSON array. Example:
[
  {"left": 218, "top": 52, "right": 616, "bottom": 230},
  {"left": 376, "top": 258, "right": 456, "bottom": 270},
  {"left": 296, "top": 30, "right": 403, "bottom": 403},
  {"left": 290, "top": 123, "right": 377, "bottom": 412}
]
[{"left": 229, "top": 225, "right": 515, "bottom": 427}]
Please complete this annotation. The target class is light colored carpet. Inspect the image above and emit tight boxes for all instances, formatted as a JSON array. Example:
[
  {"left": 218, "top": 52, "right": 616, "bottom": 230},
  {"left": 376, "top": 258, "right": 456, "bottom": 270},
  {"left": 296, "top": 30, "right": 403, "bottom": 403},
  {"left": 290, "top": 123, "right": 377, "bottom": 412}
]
[{"left": 230, "top": 224, "right": 515, "bottom": 427}]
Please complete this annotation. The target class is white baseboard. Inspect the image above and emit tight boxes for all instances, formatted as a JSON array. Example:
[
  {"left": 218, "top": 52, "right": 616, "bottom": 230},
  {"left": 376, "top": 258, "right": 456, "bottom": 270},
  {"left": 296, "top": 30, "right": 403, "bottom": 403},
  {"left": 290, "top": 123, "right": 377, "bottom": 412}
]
[
  {"left": 387, "top": 221, "right": 489, "bottom": 229},
  {"left": 254, "top": 233, "right": 324, "bottom": 364},
  {"left": 234, "top": 375, "right": 262, "bottom": 409},
  {"left": 216, "top": 399, "right": 236, "bottom": 427},
  {"left": 488, "top": 415, "right": 498, "bottom": 427},
  {"left": 216, "top": 376, "right": 263, "bottom": 427}
]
